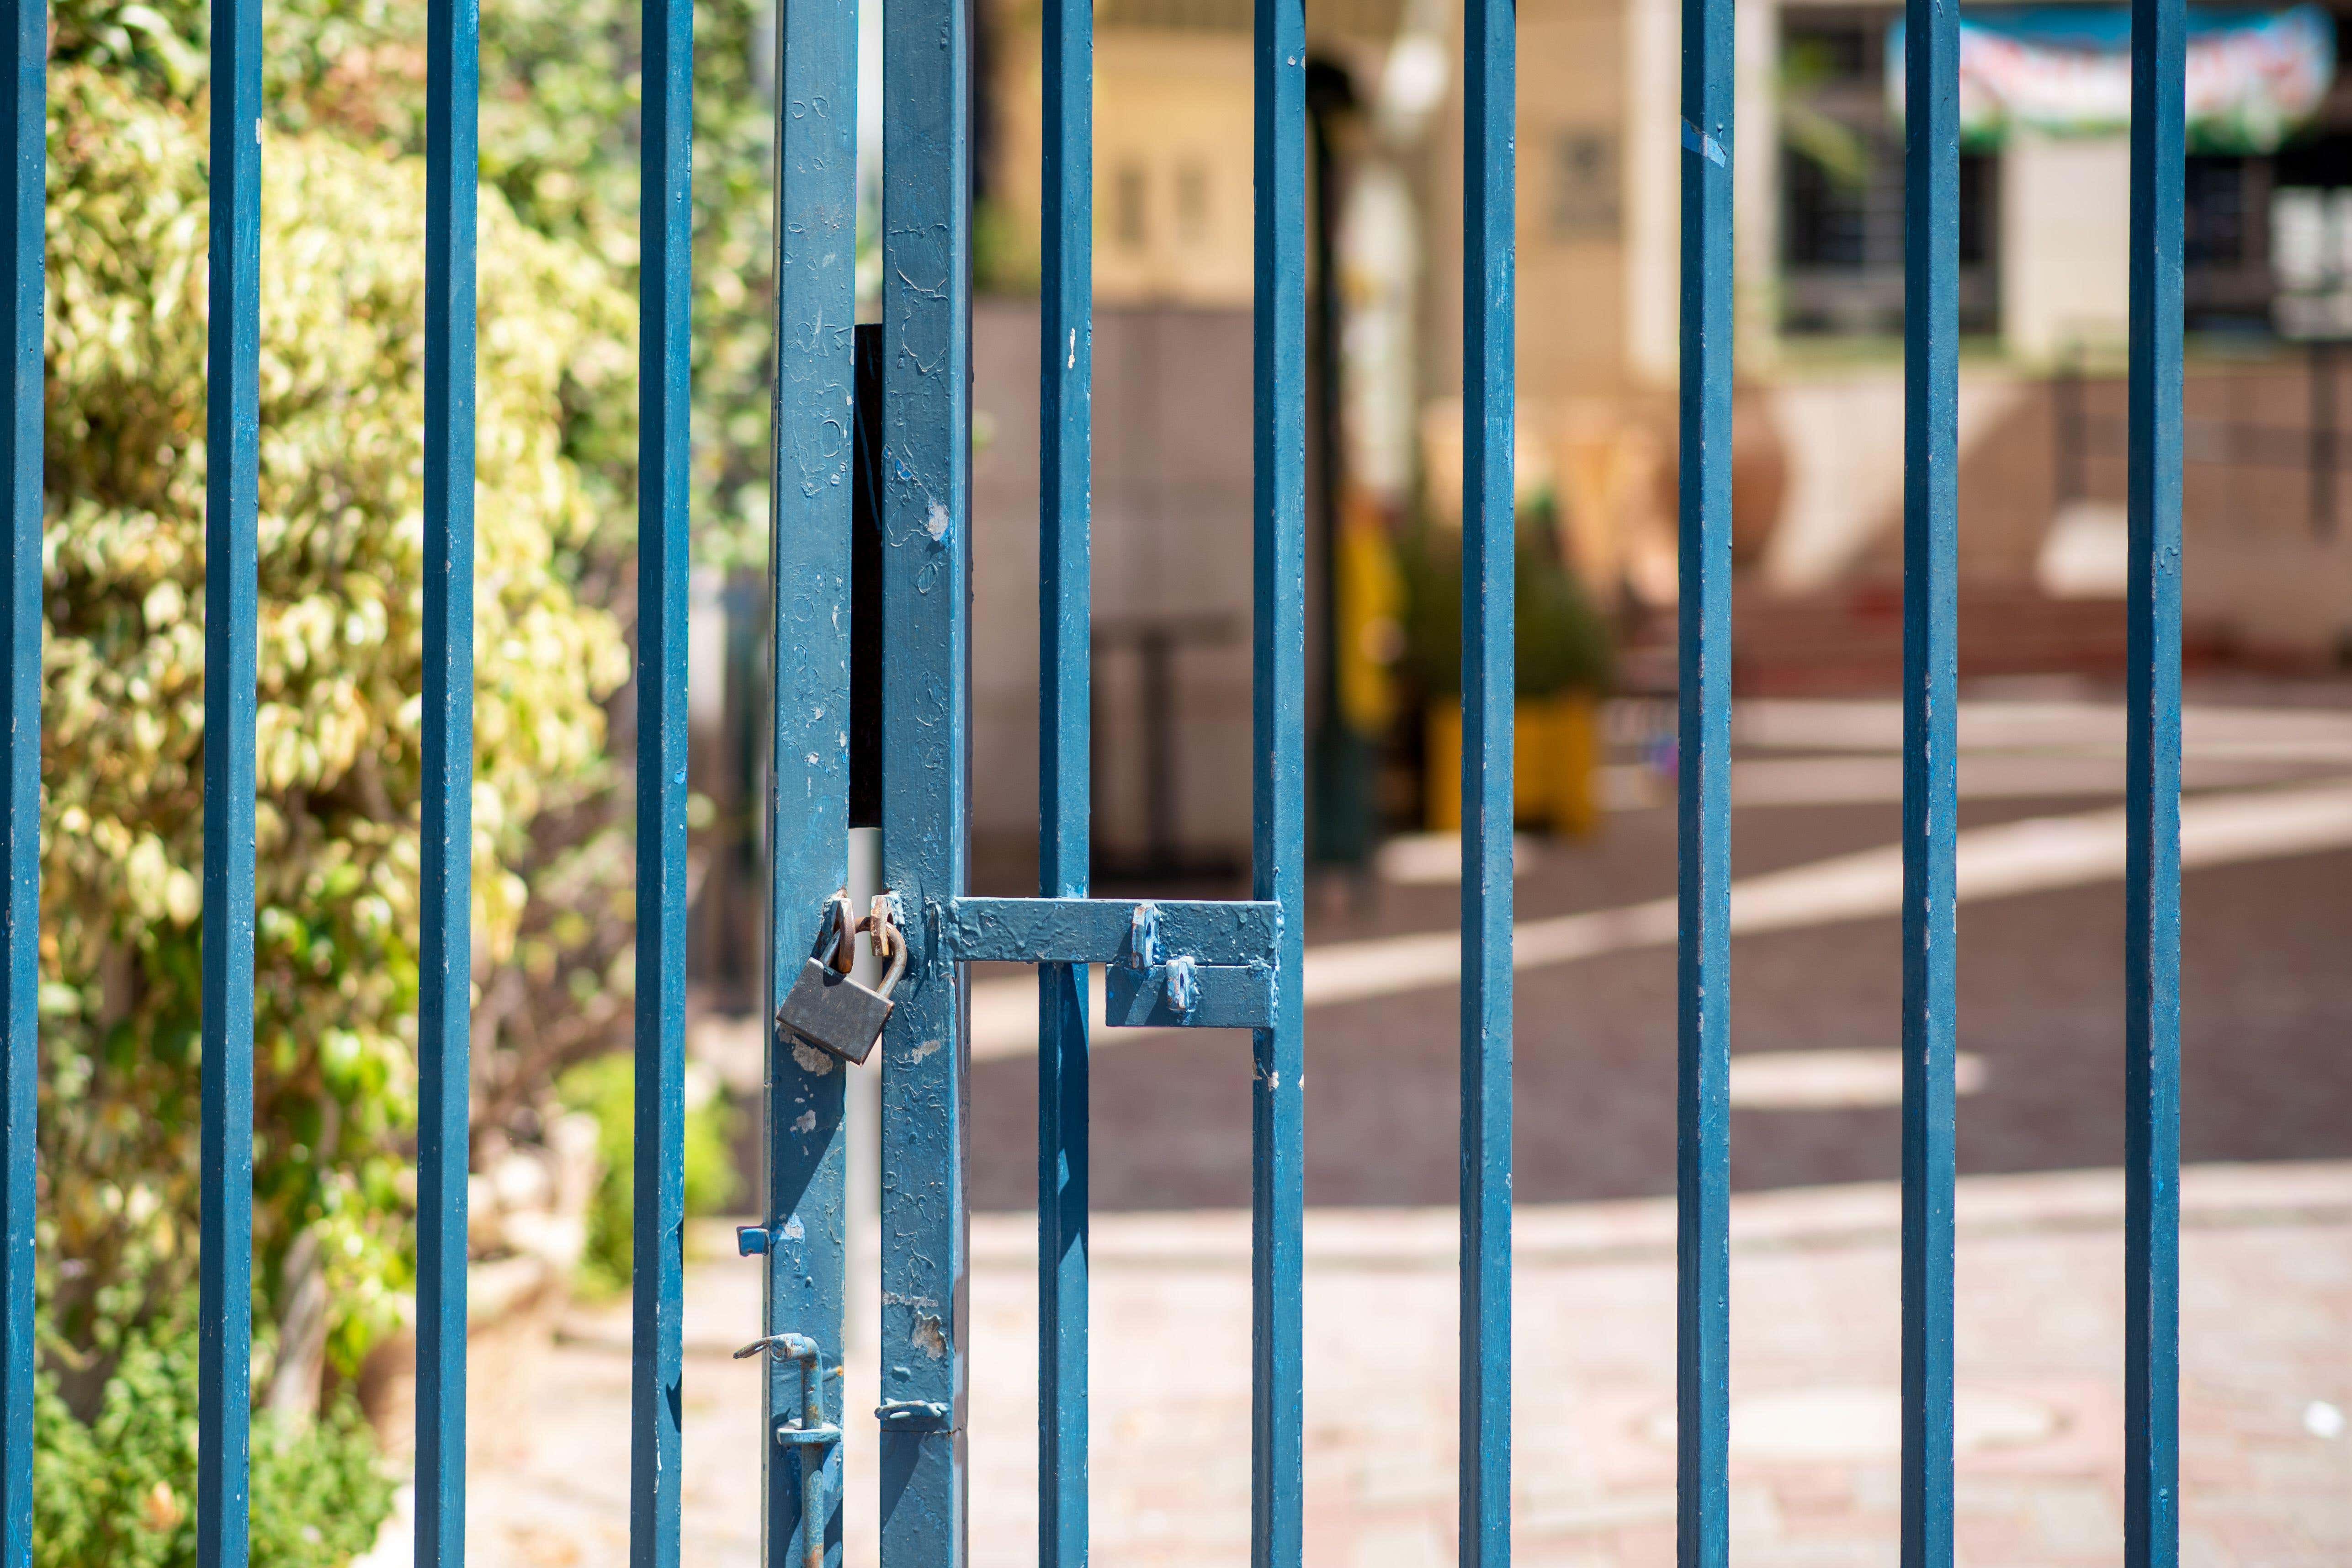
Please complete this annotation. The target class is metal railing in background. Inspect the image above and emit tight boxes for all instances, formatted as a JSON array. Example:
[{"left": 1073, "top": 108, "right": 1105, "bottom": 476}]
[
  {"left": 2055, "top": 341, "right": 2348, "bottom": 541},
  {"left": 0, "top": 0, "right": 2186, "bottom": 1552}
]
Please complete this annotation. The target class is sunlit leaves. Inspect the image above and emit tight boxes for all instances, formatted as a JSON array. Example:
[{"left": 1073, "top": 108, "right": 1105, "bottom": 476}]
[{"left": 39, "top": 68, "right": 631, "bottom": 1376}]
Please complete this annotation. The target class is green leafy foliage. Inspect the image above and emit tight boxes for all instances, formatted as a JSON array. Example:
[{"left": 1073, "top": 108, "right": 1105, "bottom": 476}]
[
  {"left": 555, "top": 1054, "right": 740, "bottom": 1298},
  {"left": 41, "top": 64, "right": 632, "bottom": 1385},
  {"left": 54, "top": 0, "right": 780, "bottom": 567},
  {"left": 33, "top": 1324, "right": 393, "bottom": 1568},
  {"left": 41, "top": 0, "right": 783, "bottom": 1475}
]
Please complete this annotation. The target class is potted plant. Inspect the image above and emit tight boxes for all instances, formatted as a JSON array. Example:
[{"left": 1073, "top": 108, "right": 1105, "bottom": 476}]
[{"left": 1404, "top": 502, "right": 1614, "bottom": 836}]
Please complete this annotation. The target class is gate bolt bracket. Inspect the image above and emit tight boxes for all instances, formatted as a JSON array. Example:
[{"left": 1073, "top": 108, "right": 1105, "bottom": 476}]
[
  {"left": 734, "top": 1336, "right": 839, "bottom": 1446},
  {"left": 1127, "top": 901, "right": 1163, "bottom": 969},
  {"left": 1163, "top": 954, "right": 1198, "bottom": 1015},
  {"left": 875, "top": 1398, "right": 955, "bottom": 1432},
  {"left": 773, "top": 1420, "right": 844, "bottom": 1448},
  {"left": 738, "top": 1333, "right": 838, "bottom": 1568}
]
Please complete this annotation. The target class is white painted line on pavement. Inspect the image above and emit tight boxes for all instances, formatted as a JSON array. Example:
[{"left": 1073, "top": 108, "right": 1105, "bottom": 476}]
[
  {"left": 1602, "top": 751, "right": 2340, "bottom": 810},
  {"left": 1731, "top": 699, "right": 2352, "bottom": 761},
  {"left": 968, "top": 780, "right": 2352, "bottom": 1060},
  {"left": 1728, "top": 1048, "right": 1987, "bottom": 1109}
]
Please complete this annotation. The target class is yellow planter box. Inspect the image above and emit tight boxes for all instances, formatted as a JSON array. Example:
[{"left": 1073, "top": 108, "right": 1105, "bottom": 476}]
[{"left": 1424, "top": 693, "right": 1601, "bottom": 838}]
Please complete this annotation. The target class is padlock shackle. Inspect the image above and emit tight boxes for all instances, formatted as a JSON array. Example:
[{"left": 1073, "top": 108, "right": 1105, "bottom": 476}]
[
  {"left": 859, "top": 908, "right": 910, "bottom": 1001},
  {"left": 821, "top": 890, "right": 856, "bottom": 974}
]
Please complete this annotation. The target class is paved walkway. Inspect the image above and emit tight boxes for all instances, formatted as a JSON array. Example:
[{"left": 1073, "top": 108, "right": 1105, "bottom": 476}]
[
  {"left": 421, "top": 1161, "right": 2348, "bottom": 1568},
  {"left": 964, "top": 778, "right": 2352, "bottom": 1059}
]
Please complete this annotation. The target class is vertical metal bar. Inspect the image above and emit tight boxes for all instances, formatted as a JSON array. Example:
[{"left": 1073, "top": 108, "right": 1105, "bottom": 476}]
[
  {"left": 765, "top": 0, "right": 859, "bottom": 1555},
  {"left": 877, "top": 0, "right": 970, "bottom": 1547},
  {"left": 1899, "top": 0, "right": 1959, "bottom": 1561},
  {"left": 632, "top": 0, "right": 693, "bottom": 1548},
  {"left": 1250, "top": 0, "right": 1307, "bottom": 1556},
  {"left": 2126, "top": 0, "right": 2184, "bottom": 1560},
  {"left": 1675, "top": 0, "right": 1733, "bottom": 1559},
  {"left": 0, "top": 0, "right": 37, "bottom": 1554},
  {"left": 200, "top": 0, "right": 263, "bottom": 1556},
  {"left": 1459, "top": 0, "right": 1513, "bottom": 1557},
  {"left": 1037, "top": 0, "right": 1093, "bottom": 1548},
  {"left": 416, "top": 0, "right": 479, "bottom": 1556}
]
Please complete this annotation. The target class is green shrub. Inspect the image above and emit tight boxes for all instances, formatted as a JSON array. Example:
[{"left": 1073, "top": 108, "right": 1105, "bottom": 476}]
[
  {"left": 38, "top": 0, "right": 783, "bottom": 1466},
  {"left": 555, "top": 1054, "right": 741, "bottom": 1298},
  {"left": 34, "top": 1325, "right": 393, "bottom": 1568},
  {"left": 41, "top": 64, "right": 632, "bottom": 1392},
  {"left": 53, "top": 0, "right": 779, "bottom": 568}
]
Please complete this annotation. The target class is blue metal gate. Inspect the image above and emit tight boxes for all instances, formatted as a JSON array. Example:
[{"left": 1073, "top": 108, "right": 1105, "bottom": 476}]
[{"left": 0, "top": 0, "right": 2189, "bottom": 1554}]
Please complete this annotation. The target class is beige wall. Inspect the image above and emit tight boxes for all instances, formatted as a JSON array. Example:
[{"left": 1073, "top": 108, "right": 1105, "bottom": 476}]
[
  {"left": 993, "top": 30, "right": 1258, "bottom": 307},
  {"left": 995, "top": 0, "right": 1683, "bottom": 400},
  {"left": 2001, "top": 130, "right": 2134, "bottom": 363},
  {"left": 1513, "top": 0, "right": 1633, "bottom": 399},
  {"left": 1422, "top": 0, "right": 1647, "bottom": 408}
]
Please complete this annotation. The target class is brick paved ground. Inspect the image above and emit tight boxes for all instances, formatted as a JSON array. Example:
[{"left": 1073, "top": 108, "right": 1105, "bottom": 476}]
[
  {"left": 431, "top": 1162, "right": 2349, "bottom": 1568},
  {"left": 965, "top": 804, "right": 2352, "bottom": 1213},
  {"left": 417, "top": 695, "right": 2352, "bottom": 1564}
]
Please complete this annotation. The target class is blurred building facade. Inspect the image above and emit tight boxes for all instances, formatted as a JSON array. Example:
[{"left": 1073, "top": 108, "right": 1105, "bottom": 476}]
[{"left": 956, "top": 0, "right": 2352, "bottom": 880}]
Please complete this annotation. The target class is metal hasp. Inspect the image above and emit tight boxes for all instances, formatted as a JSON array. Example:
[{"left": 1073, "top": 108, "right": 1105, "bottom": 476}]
[
  {"left": 1103, "top": 902, "right": 1274, "bottom": 1029},
  {"left": 943, "top": 897, "right": 1283, "bottom": 1031},
  {"left": 944, "top": 896, "right": 1282, "bottom": 964},
  {"left": 736, "top": 1335, "right": 843, "bottom": 1568}
]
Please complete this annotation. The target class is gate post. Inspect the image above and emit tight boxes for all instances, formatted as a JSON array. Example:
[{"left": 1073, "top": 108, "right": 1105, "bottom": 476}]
[
  {"left": 877, "top": 0, "right": 974, "bottom": 1551},
  {"left": 762, "top": 0, "right": 861, "bottom": 1557}
]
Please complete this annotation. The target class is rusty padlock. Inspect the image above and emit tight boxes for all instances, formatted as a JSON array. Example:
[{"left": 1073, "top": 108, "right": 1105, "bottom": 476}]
[{"left": 774, "top": 895, "right": 905, "bottom": 1066}]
